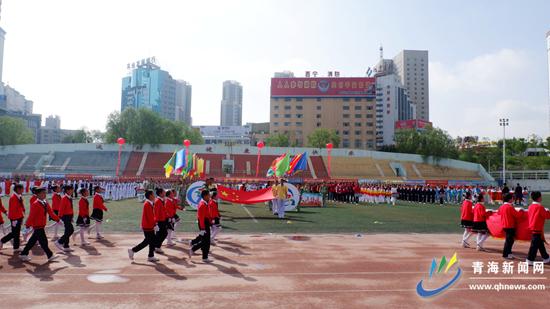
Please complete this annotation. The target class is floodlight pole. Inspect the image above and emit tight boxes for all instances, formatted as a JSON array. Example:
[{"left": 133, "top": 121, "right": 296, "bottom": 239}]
[{"left": 499, "top": 119, "right": 509, "bottom": 185}]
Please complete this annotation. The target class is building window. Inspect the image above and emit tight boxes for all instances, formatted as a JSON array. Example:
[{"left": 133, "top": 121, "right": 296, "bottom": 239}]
[
  {"left": 343, "top": 106, "right": 350, "bottom": 110},
  {"left": 284, "top": 114, "right": 291, "bottom": 118},
  {"left": 273, "top": 122, "right": 279, "bottom": 126},
  {"left": 343, "top": 114, "right": 350, "bottom": 118},
  {"left": 366, "top": 130, "right": 374, "bottom": 135},
  {"left": 273, "top": 106, "right": 279, "bottom": 110},
  {"left": 367, "top": 106, "right": 373, "bottom": 110},
  {"left": 354, "top": 122, "right": 361, "bottom": 127},
  {"left": 355, "top": 130, "right": 361, "bottom": 135},
  {"left": 284, "top": 106, "right": 291, "bottom": 110},
  {"left": 343, "top": 130, "right": 349, "bottom": 136},
  {"left": 355, "top": 140, "right": 362, "bottom": 148},
  {"left": 284, "top": 98, "right": 291, "bottom": 102},
  {"left": 296, "top": 98, "right": 303, "bottom": 102},
  {"left": 316, "top": 98, "right": 322, "bottom": 102},
  {"left": 316, "top": 122, "right": 321, "bottom": 127},
  {"left": 367, "top": 122, "right": 373, "bottom": 127},
  {"left": 273, "top": 114, "right": 279, "bottom": 118},
  {"left": 342, "top": 139, "right": 350, "bottom": 148},
  {"left": 284, "top": 122, "right": 291, "bottom": 126},
  {"left": 343, "top": 122, "right": 350, "bottom": 127},
  {"left": 296, "top": 114, "right": 303, "bottom": 118},
  {"left": 316, "top": 114, "right": 321, "bottom": 119},
  {"left": 316, "top": 106, "right": 322, "bottom": 110},
  {"left": 343, "top": 98, "right": 350, "bottom": 102},
  {"left": 296, "top": 105, "right": 303, "bottom": 110},
  {"left": 355, "top": 114, "right": 362, "bottom": 118},
  {"left": 354, "top": 98, "right": 362, "bottom": 102},
  {"left": 296, "top": 122, "right": 303, "bottom": 126},
  {"left": 354, "top": 106, "right": 362, "bottom": 110},
  {"left": 366, "top": 114, "right": 373, "bottom": 118}
]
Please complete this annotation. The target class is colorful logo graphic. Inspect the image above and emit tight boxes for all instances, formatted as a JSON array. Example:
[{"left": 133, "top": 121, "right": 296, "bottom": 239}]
[
  {"left": 317, "top": 80, "right": 330, "bottom": 93},
  {"left": 283, "top": 183, "right": 300, "bottom": 211},
  {"left": 186, "top": 181, "right": 205, "bottom": 209},
  {"left": 416, "top": 253, "right": 462, "bottom": 298}
]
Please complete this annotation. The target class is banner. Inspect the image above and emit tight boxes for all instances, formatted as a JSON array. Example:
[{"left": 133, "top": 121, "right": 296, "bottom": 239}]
[
  {"left": 218, "top": 185, "right": 275, "bottom": 205},
  {"left": 300, "top": 192, "right": 323, "bottom": 207},
  {"left": 185, "top": 181, "right": 205, "bottom": 209},
  {"left": 486, "top": 208, "right": 533, "bottom": 241}
]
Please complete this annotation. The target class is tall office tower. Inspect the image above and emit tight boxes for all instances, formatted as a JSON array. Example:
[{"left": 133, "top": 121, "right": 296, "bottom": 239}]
[
  {"left": 220, "top": 80, "right": 243, "bottom": 126},
  {"left": 392, "top": 50, "right": 429, "bottom": 121},
  {"left": 175, "top": 80, "right": 192, "bottom": 125}
]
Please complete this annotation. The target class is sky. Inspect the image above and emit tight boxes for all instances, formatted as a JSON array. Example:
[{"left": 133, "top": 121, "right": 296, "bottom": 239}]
[{"left": 1, "top": 0, "right": 550, "bottom": 139}]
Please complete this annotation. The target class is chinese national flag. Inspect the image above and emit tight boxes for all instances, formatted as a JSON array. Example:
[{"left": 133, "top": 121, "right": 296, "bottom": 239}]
[
  {"left": 217, "top": 185, "right": 275, "bottom": 204},
  {"left": 486, "top": 209, "right": 532, "bottom": 241}
]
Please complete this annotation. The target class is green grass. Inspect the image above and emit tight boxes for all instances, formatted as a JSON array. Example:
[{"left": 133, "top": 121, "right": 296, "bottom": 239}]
[{"left": 10, "top": 194, "right": 550, "bottom": 234}]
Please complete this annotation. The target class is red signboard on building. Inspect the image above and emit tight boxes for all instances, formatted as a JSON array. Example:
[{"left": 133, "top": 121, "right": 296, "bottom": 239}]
[
  {"left": 394, "top": 120, "right": 432, "bottom": 130},
  {"left": 271, "top": 77, "right": 376, "bottom": 97}
]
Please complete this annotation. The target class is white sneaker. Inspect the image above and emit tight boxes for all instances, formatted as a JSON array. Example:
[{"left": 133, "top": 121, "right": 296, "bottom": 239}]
[
  {"left": 19, "top": 255, "right": 31, "bottom": 261},
  {"left": 48, "top": 255, "right": 59, "bottom": 262},
  {"left": 202, "top": 258, "right": 214, "bottom": 263},
  {"left": 54, "top": 241, "right": 64, "bottom": 252},
  {"left": 155, "top": 248, "right": 164, "bottom": 254},
  {"left": 526, "top": 259, "right": 534, "bottom": 266},
  {"left": 504, "top": 254, "right": 515, "bottom": 260},
  {"left": 188, "top": 247, "right": 193, "bottom": 258},
  {"left": 543, "top": 257, "right": 550, "bottom": 264},
  {"left": 147, "top": 256, "right": 159, "bottom": 262},
  {"left": 127, "top": 249, "right": 134, "bottom": 261}
]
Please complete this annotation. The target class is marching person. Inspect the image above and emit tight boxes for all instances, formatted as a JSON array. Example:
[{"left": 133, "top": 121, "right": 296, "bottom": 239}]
[
  {"left": 165, "top": 189, "right": 178, "bottom": 246},
  {"left": 51, "top": 185, "right": 63, "bottom": 240},
  {"left": 499, "top": 193, "right": 520, "bottom": 259},
  {"left": 460, "top": 191, "right": 474, "bottom": 248},
  {"left": 0, "top": 184, "right": 26, "bottom": 252},
  {"left": 19, "top": 188, "right": 60, "bottom": 262},
  {"left": 90, "top": 186, "right": 108, "bottom": 240},
  {"left": 0, "top": 186, "right": 7, "bottom": 235},
  {"left": 154, "top": 188, "right": 168, "bottom": 253},
  {"left": 526, "top": 191, "right": 550, "bottom": 265},
  {"left": 73, "top": 188, "right": 91, "bottom": 246},
  {"left": 128, "top": 190, "right": 158, "bottom": 262},
  {"left": 188, "top": 190, "right": 213, "bottom": 263},
  {"left": 55, "top": 185, "right": 75, "bottom": 252},
  {"left": 271, "top": 180, "right": 280, "bottom": 216},
  {"left": 209, "top": 191, "right": 221, "bottom": 244},
  {"left": 472, "top": 193, "right": 489, "bottom": 251},
  {"left": 276, "top": 179, "right": 289, "bottom": 219}
]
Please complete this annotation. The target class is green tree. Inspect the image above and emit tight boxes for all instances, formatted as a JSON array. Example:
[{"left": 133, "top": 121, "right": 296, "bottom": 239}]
[
  {"left": 62, "top": 130, "right": 88, "bottom": 143},
  {"left": 265, "top": 133, "right": 290, "bottom": 147},
  {"left": 0, "top": 116, "right": 34, "bottom": 146},
  {"left": 306, "top": 128, "right": 340, "bottom": 148},
  {"left": 104, "top": 108, "right": 203, "bottom": 146},
  {"left": 394, "top": 126, "right": 458, "bottom": 160}
]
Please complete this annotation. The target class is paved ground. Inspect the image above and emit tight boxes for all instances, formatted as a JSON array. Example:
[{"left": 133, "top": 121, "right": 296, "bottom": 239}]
[{"left": 0, "top": 233, "right": 548, "bottom": 308}]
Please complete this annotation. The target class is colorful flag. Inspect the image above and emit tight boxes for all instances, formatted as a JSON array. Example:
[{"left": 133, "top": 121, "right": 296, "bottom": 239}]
[
  {"left": 174, "top": 149, "right": 186, "bottom": 174},
  {"left": 266, "top": 153, "right": 287, "bottom": 177},
  {"left": 217, "top": 185, "right": 275, "bottom": 204},
  {"left": 196, "top": 158, "right": 205, "bottom": 177},
  {"left": 163, "top": 151, "right": 176, "bottom": 178},
  {"left": 275, "top": 153, "right": 290, "bottom": 177},
  {"left": 287, "top": 152, "right": 308, "bottom": 175}
]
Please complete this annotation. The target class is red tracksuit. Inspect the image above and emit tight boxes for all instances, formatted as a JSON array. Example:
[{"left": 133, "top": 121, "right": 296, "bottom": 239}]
[
  {"left": 165, "top": 198, "right": 176, "bottom": 218},
  {"left": 93, "top": 193, "right": 108, "bottom": 211},
  {"left": 528, "top": 202, "right": 550, "bottom": 233},
  {"left": 209, "top": 199, "right": 220, "bottom": 219},
  {"left": 26, "top": 200, "right": 59, "bottom": 229},
  {"left": 0, "top": 197, "right": 6, "bottom": 224},
  {"left": 141, "top": 200, "right": 156, "bottom": 231},
  {"left": 52, "top": 193, "right": 62, "bottom": 212},
  {"left": 473, "top": 202, "right": 487, "bottom": 223},
  {"left": 8, "top": 194, "right": 25, "bottom": 221},
  {"left": 78, "top": 198, "right": 89, "bottom": 217},
  {"left": 460, "top": 200, "right": 473, "bottom": 221},
  {"left": 197, "top": 200, "right": 210, "bottom": 230},
  {"left": 154, "top": 198, "right": 166, "bottom": 223},
  {"left": 58, "top": 195, "right": 74, "bottom": 217},
  {"left": 30, "top": 195, "right": 37, "bottom": 206},
  {"left": 498, "top": 202, "right": 519, "bottom": 228}
]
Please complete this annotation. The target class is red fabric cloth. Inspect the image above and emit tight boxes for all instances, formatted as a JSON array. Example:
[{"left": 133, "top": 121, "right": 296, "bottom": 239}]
[
  {"left": 141, "top": 200, "right": 156, "bottom": 231},
  {"left": 487, "top": 208, "right": 531, "bottom": 241},
  {"left": 26, "top": 200, "right": 58, "bottom": 229},
  {"left": 217, "top": 185, "right": 275, "bottom": 204}
]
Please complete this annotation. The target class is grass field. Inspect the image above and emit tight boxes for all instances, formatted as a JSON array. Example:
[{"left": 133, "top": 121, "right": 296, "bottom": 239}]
[{"left": 7, "top": 195, "right": 550, "bottom": 234}]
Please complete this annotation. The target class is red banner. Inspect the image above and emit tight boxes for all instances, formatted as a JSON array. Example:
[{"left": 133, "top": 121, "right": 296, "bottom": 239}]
[
  {"left": 271, "top": 77, "right": 375, "bottom": 97},
  {"left": 395, "top": 120, "right": 432, "bottom": 129},
  {"left": 486, "top": 209, "right": 532, "bottom": 241},
  {"left": 217, "top": 185, "right": 274, "bottom": 204}
]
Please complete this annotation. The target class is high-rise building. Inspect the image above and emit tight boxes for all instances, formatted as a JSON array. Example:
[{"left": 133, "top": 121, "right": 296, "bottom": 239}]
[
  {"left": 220, "top": 80, "right": 243, "bottom": 126},
  {"left": 175, "top": 80, "right": 192, "bottom": 125},
  {"left": 121, "top": 59, "right": 178, "bottom": 121},
  {"left": 0, "top": 26, "right": 5, "bottom": 85},
  {"left": 39, "top": 115, "right": 79, "bottom": 144},
  {"left": 547, "top": 31, "right": 550, "bottom": 132},
  {"left": 270, "top": 73, "right": 377, "bottom": 149},
  {"left": 45, "top": 115, "right": 61, "bottom": 129},
  {"left": 392, "top": 50, "right": 429, "bottom": 121}
]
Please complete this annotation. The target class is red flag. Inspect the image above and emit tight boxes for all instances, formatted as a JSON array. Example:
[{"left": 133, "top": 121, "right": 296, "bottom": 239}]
[
  {"left": 486, "top": 209, "right": 532, "bottom": 241},
  {"left": 217, "top": 185, "right": 275, "bottom": 204}
]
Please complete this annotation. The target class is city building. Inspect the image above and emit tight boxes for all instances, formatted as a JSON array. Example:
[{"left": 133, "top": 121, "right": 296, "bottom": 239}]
[
  {"left": 220, "top": 80, "right": 243, "bottom": 126},
  {"left": 392, "top": 50, "right": 429, "bottom": 121},
  {"left": 175, "top": 80, "right": 192, "bottom": 125},
  {"left": 38, "top": 115, "right": 80, "bottom": 144},
  {"left": 270, "top": 73, "right": 377, "bottom": 149},
  {"left": 196, "top": 125, "right": 251, "bottom": 145},
  {"left": 247, "top": 122, "right": 270, "bottom": 146},
  {"left": 121, "top": 58, "right": 179, "bottom": 121}
]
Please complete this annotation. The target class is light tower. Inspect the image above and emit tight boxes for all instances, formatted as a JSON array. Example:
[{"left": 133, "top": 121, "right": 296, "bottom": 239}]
[{"left": 547, "top": 31, "right": 550, "bottom": 134}]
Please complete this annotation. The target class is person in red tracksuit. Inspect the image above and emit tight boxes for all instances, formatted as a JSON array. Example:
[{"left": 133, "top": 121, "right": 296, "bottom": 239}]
[
  {"left": 460, "top": 191, "right": 474, "bottom": 248},
  {"left": 55, "top": 185, "right": 75, "bottom": 252},
  {"left": 153, "top": 188, "right": 168, "bottom": 253},
  {"left": 0, "top": 186, "right": 7, "bottom": 235},
  {"left": 51, "top": 185, "right": 63, "bottom": 240},
  {"left": 90, "top": 186, "right": 108, "bottom": 239},
  {"left": 526, "top": 191, "right": 550, "bottom": 265},
  {"left": 189, "top": 190, "right": 212, "bottom": 263},
  {"left": 73, "top": 188, "right": 91, "bottom": 246},
  {"left": 0, "top": 184, "right": 26, "bottom": 252},
  {"left": 165, "top": 190, "right": 181, "bottom": 246},
  {"left": 209, "top": 191, "right": 221, "bottom": 244},
  {"left": 128, "top": 190, "right": 158, "bottom": 262},
  {"left": 472, "top": 193, "right": 489, "bottom": 251},
  {"left": 19, "top": 188, "right": 60, "bottom": 262},
  {"left": 499, "top": 193, "right": 521, "bottom": 259}
]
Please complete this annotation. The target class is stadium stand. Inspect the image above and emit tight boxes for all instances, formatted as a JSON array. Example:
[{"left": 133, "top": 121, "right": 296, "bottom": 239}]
[
  {"left": 123, "top": 152, "right": 145, "bottom": 176},
  {"left": 0, "top": 154, "right": 24, "bottom": 171}
]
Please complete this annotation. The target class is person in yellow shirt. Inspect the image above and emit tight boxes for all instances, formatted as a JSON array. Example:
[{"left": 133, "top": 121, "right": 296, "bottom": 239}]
[
  {"left": 271, "top": 180, "right": 280, "bottom": 216},
  {"left": 275, "top": 179, "right": 289, "bottom": 219}
]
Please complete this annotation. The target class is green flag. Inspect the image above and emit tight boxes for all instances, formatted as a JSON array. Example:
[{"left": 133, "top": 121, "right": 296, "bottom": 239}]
[
  {"left": 275, "top": 153, "right": 290, "bottom": 177},
  {"left": 164, "top": 151, "right": 176, "bottom": 178}
]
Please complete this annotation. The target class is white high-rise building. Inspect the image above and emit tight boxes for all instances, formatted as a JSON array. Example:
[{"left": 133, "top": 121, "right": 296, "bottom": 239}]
[
  {"left": 175, "top": 80, "right": 192, "bottom": 125},
  {"left": 220, "top": 80, "right": 243, "bottom": 126},
  {"left": 392, "top": 50, "right": 429, "bottom": 121}
]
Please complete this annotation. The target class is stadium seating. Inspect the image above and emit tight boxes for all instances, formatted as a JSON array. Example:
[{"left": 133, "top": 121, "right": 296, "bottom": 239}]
[
  {"left": 123, "top": 152, "right": 145, "bottom": 176},
  {"left": 0, "top": 154, "right": 24, "bottom": 171}
]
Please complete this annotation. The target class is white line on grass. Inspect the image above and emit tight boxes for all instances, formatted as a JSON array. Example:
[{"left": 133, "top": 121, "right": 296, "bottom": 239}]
[{"left": 241, "top": 204, "right": 258, "bottom": 223}]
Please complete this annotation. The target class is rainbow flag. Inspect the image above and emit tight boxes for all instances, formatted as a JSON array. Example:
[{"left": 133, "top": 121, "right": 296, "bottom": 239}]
[{"left": 287, "top": 152, "right": 308, "bottom": 176}]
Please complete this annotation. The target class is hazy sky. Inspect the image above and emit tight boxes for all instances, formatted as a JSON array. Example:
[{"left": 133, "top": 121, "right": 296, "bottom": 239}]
[{"left": 2, "top": 0, "right": 550, "bottom": 139}]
